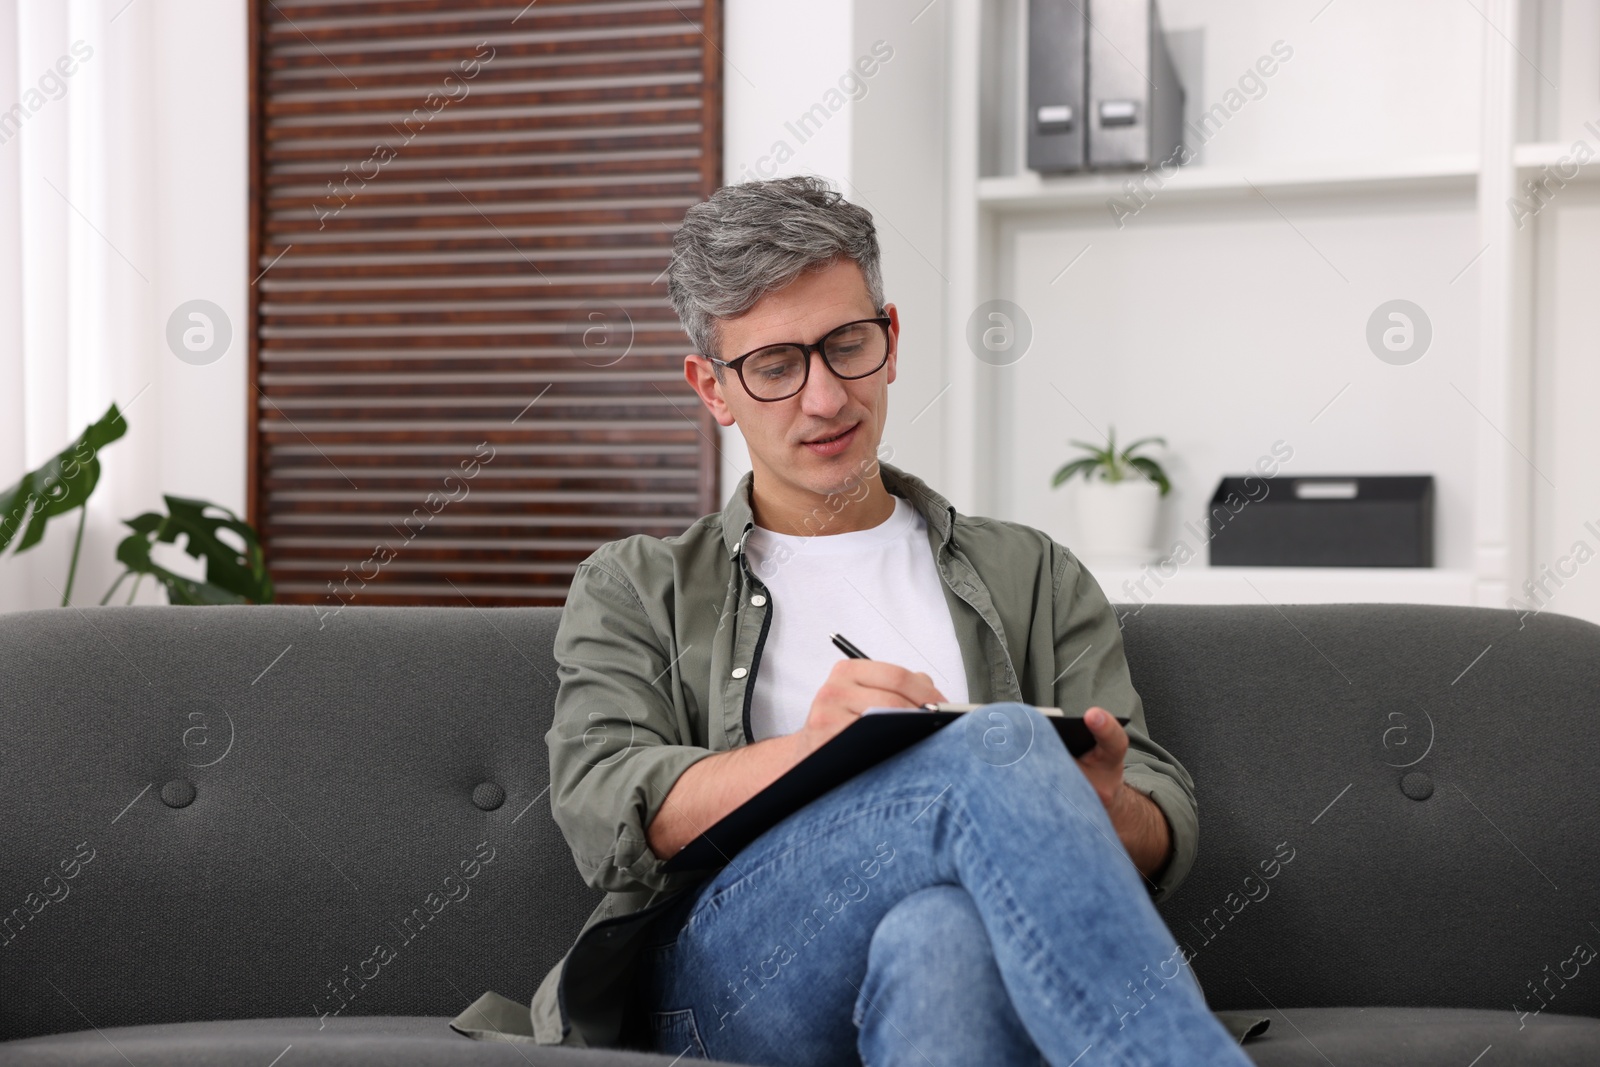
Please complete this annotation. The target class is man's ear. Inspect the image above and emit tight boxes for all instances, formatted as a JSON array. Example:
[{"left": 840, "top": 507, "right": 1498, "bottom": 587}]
[
  {"left": 883, "top": 302, "right": 899, "bottom": 386},
  {"left": 684, "top": 354, "right": 737, "bottom": 427}
]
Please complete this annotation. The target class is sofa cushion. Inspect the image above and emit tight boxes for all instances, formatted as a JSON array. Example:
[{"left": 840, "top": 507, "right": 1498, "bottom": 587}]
[
  {"left": 7, "top": 1008, "right": 1593, "bottom": 1065},
  {"left": 1240, "top": 1007, "right": 1600, "bottom": 1066},
  {"left": 0, "top": 1015, "right": 754, "bottom": 1066}
]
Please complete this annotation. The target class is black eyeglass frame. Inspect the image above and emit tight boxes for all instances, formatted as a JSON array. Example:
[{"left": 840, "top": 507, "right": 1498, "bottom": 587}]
[{"left": 705, "top": 309, "right": 893, "bottom": 402}]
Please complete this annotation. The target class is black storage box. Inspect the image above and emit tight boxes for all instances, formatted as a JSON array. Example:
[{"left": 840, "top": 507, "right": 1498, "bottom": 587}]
[{"left": 1207, "top": 475, "right": 1434, "bottom": 567}]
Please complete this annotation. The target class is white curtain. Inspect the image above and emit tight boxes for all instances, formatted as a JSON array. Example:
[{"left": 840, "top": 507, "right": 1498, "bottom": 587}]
[{"left": 0, "top": 0, "right": 247, "bottom": 612}]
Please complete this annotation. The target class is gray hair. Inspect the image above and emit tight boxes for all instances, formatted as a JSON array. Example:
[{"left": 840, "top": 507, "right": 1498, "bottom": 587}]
[{"left": 666, "top": 176, "right": 884, "bottom": 371}]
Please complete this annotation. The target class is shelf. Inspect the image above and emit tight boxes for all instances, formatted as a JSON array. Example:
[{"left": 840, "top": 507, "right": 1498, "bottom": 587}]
[
  {"left": 977, "top": 154, "right": 1480, "bottom": 212},
  {"left": 1085, "top": 565, "right": 1477, "bottom": 608},
  {"left": 1513, "top": 140, "right": 1600, "bottom": 177}
]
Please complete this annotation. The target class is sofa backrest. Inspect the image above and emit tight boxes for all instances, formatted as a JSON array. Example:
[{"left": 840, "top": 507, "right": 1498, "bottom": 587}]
[
  {"left": 1124, "top": 603, "right": 1600, "bottom": 1020},
  {"left": 0, "top": 604, "right": 591, "bottom": 1042},
  {"left": 1, "top": 602, "right": 1596, "bottom": 1041}
]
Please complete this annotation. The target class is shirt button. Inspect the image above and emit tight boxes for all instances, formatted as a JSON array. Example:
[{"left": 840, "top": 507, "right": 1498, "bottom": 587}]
[
  {"left": 731, "top": 667, "right": 748, "bottom": 679},
  {"left": 750, "top": 594, "right": 767, "bottom": 607}
]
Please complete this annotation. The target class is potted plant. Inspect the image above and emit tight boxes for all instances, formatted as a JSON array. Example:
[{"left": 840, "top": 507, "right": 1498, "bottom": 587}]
[
  {"left": 1051, "top": 428, "right": 1172, "bottom": 565},
  {"left": 0, "top": 403, "right": 273, "bottom": 606}
]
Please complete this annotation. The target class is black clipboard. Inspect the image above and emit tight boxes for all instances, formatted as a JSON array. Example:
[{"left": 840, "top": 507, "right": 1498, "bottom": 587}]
[{"left": 661, "top": 705, "right": 1127, "bottom": 873}]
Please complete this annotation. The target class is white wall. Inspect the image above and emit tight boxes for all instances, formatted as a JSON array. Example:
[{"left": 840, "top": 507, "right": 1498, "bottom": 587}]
[
  {"left": 1525, "top": 0, "right": 1600, "bottom": 625},
  {"left": 1157, "top": 0, "right": 1483, "bottom": 168},
  {"left": 151, "top": 0, "right": 249, "bottom": 539},
  {"left": 851, "top": 0, "right": 951, "bottom": 494},
  {"left": 718, "top": 0, "right": 857, "bottom": 502},
  {"left": 0, "top": 0, "right": 246, "bottom": 612},
  {"left": 1532, "top": 189, "right": 1600, "bottom": 625},
  {"left": 719, "top": 0, "right": 952, "bottom": 505}
]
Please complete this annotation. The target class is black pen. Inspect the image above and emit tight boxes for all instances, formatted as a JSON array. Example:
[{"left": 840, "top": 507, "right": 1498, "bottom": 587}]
[{"left": 829, "top": 632, "right": 869, "bottom": 659}]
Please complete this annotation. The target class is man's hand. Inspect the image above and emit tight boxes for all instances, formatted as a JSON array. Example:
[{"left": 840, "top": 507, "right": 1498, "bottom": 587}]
[
  {"left": 798, "top": 659, "right": 946, "bottom": 755},
  {"left": 1076, "top": 706, "right": 1173, "bottom": 883},
  {"left": 648, "top": 660, "right": 945, "bottom": 862}
]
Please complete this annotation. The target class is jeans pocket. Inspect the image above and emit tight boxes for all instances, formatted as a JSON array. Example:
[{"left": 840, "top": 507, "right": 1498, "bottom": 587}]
[{"left": 650, "top": 1007, "right": 709, "bottom": 1059}]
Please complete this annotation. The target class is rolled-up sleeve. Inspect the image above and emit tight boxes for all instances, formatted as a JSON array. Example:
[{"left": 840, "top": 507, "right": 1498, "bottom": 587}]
[
  {"left": 1049, "top": 542, "right": 1198, "bottom": 905},
  {"left": 545, "top": 558, "right": 717, "bottom": 896}
]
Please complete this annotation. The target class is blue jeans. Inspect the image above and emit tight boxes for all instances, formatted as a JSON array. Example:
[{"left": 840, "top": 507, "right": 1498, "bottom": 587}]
[{"left": 630, "top": 703, "right": 1251, "bottom": 1066}]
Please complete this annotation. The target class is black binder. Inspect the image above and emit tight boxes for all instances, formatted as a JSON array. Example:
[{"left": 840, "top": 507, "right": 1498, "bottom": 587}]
[{"left": 661, "top": 704, "right": 1125, "bottom": 873}]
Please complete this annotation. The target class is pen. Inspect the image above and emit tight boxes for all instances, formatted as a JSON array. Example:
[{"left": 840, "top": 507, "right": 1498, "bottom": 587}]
[
  {"left": 830, "top": 633, "right": 941, "bottom": 712},
  {"left": 829, "top": 632, "right": 869, "bottom": 659}
]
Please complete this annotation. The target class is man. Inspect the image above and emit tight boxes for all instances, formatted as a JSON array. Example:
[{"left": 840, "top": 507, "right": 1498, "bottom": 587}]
[{"left": 451, "top": 176, "right": 1259, "bottom": 1065}]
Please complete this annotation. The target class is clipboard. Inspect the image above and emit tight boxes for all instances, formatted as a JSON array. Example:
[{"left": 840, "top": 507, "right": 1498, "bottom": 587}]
[{"left": 660, "top": 704, "right": 1128, "bottom": 873}]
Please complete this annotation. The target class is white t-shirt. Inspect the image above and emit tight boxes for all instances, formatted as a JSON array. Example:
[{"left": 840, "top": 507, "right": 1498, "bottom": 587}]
[{"left": 742, "top": 494, "right": 969, "bottom": 740}]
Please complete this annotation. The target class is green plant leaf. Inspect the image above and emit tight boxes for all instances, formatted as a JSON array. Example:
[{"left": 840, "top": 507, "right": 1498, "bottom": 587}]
[
  {"left": 1058, "top": 427, "right": 1176, "bottom": 494},
  {"left": 1128, "top": 456, "right": 1173, "bottom": 496},
  {"left": 112, "top": 495, "right": 273, "bottom": 605},
  {"left": 0, "top": 403, "right": 126, "bottom": 555},
  {"left": 1118, "top": 435, "right": 1167, "bottom": 459},
  {"left": 1065, "top": 438, "right": 1111, "bottom": 462},
  {"left": 1050, "top": 457, "right": 1102, "bottom": 488}
]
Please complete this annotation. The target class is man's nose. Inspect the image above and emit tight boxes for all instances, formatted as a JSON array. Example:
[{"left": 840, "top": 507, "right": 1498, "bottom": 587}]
[{"left": 798, "top": 350, "right": 847, "bottom": 415}]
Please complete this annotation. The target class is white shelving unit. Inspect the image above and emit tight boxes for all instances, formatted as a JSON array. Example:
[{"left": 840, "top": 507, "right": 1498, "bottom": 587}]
[
  {"left": 1085, "top": 564, "right": 1477, "bottom": 608},
  {"left": 977, "top": 153, "right": 1481, "bottom": 211},
  {"left": 939, "top": 0, "right": 1596, "bottom": 609}
]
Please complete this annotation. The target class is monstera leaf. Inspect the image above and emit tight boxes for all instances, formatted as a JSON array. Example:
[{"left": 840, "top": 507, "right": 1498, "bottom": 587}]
[
  {"left": 0, "top": 406, "right": 273, "bottom": 607},
  {"left": 0, "top": 403, "right": 127, "bottom": 553},
  {"left": 0, "top": 404, "right": 128, "bottom": 603},
  {"left": 111, "top": 495, "right": 274, "bottom": 605}
]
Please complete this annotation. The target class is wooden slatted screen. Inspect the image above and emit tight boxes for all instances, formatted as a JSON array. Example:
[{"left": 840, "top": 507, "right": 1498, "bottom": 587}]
[{"left": 248, "top": 0, "right": 722, "bottom": 607}]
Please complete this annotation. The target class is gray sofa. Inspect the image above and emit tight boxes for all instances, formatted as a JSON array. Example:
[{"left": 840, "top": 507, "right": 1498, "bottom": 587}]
[{"left": 2, "top": 601, "right": 1597, "bottom": 1066}]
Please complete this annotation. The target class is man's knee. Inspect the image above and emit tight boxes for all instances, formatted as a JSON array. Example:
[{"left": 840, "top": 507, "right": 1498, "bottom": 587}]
[
  {"left": 856, "top": 886, "right": 998, "bottom": 1030},
  {"left": 947, "top": 700, "right": 1088, "bottom": 793},
  {"left": 866, "top": 884, "right": 988, "bottom": 972},
  {"left": 940, "top": 702, "right": 1079, "bottom": 777},
  {"left": 948, "top": 704, "right": 1116, "bottom": 851},
  {"left": 901, "top": 704, "right": 1100, "bottom": 832}
]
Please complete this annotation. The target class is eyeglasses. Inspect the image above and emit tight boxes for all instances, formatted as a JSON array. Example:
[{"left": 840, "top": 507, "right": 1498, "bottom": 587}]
[{"left": 707, "top": 311, "right": 892, "bottom": 402}]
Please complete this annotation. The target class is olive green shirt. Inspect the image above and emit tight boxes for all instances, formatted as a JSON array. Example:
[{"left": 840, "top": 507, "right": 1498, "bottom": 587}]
[{"left": 450, "top": 461, "right": 1264, "bottom": 1049}]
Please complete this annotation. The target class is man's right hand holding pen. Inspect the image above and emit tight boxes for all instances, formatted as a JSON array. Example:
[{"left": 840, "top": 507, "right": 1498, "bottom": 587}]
[{"left": 645, "top": 634, "right": 945, "bottom": 861}]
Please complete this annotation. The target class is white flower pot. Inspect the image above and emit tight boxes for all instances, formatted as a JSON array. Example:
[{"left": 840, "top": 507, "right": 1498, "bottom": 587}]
[{"left": 1066, "top": 478, "right": 1163, "bottom": 567}]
